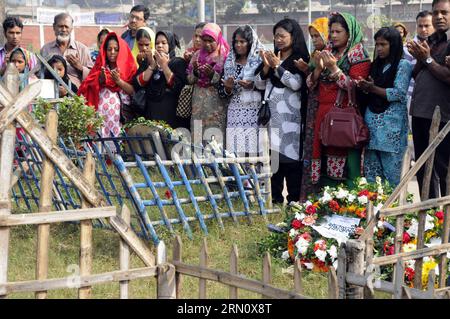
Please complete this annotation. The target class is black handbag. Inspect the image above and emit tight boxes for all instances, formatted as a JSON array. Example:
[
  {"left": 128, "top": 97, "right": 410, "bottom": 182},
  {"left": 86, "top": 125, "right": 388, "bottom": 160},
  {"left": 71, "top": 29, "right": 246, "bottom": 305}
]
[
  {"left": 130, "top": 88, "right": 147, "bottom": 116},
  {"left": 257, "top": 85, "right": 275, "bottom": 126}
]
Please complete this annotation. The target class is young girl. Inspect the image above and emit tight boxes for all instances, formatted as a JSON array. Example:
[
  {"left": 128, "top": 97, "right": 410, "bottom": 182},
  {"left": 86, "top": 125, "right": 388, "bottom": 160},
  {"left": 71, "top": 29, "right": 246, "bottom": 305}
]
[
  {"left": 44, "top": 54, "right": 78, "bottom": 96},
  {"left": 78, "top": 32, "right": 137, "bottom": 139},
  {"left": 357, "top": 27, "right": 412, "bottom": 186}
]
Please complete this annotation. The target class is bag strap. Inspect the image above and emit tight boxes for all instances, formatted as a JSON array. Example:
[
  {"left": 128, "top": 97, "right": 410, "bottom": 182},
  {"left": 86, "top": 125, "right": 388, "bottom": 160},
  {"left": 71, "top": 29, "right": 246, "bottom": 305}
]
[{"left": 266, "top": 83, "right": 275, "bottom": 100}]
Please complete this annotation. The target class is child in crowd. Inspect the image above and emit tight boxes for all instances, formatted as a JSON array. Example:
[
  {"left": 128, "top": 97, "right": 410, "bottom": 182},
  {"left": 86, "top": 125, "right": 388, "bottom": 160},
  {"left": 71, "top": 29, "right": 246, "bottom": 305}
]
[{"left": 44, "top": 54, "right": 78, "bottom": 97}]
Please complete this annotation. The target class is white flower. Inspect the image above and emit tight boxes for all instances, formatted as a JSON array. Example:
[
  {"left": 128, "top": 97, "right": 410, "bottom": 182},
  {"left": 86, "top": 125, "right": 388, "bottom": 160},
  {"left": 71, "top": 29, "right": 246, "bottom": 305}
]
[
  {"left": 403, "top": 243, "right": 417, "bottom": 253},
  {"left": 320, "top": 191, "right": 332, "bottom": 204},
  {"left": 336, "top": 188, "right": 349, "bottom": 199},
  {"left": 347, "top": 193, "right": 356, "bottom": 203},
  {"left": 405, "top": 259, "right": 415, "bottom": 268},
  {"left": 305, "top": 200, "right": 313, "bottom": 207},
  {"left": 327, "top": 245, "right": 338, "bottom": 260},
  {"left": 358, "top": 195, "right": 368, "bottom": 205},
  {"left": 281, "top": 251, "right": 290, "bottom": 260},
  {"left": 358, "top": 177, "right": 368, "bottom": 186},
  {"left": 276, "top": 222, "right": 287, "bottom": 228},
  {"left": 295, "top": 237, "right": 310, "bottom": 255},
  {"left": 377, "top": 220, "right": 385, "bottom": 229},
  {"left": 304, "top": 262, "right": 314, "bottom": 270},
  {"left": 315, "top": 249, "right": 327, "bottom": 262},
  {"left": 295, "top": 212, "right": 305, "bottom": 221},
  {"left": 425, "top": 215, "right": 435, "bottom": 231},
  {"left": 289, "top": 229, "right": 299, "bottom": 238},
  {"left": 377, "top": 186, "right": 384, "bottom": 196},
  {"left": 375, "top": 176, "right": 382, "bottom": 185}
]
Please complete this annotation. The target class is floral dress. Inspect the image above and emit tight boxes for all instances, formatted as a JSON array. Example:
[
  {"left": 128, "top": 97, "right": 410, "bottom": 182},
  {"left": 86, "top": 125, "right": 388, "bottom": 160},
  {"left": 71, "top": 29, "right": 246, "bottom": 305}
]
[
  {"left": 364, "top": 59, "right": 412, "bottom": 186},
  {"left": 98, "top": 87, "right": 130, "bottom": 138}
]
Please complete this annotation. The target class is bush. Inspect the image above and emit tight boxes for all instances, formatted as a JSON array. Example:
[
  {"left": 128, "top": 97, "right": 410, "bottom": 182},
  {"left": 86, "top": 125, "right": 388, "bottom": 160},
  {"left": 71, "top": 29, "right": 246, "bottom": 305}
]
[{"left": 33, "top": 96, "right": 104, "bottom": 145}]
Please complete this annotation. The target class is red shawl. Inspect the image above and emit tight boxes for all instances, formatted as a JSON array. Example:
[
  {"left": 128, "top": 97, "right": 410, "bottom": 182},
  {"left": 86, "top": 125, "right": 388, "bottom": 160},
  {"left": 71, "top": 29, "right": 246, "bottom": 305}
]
[{"left": 78, "top": 32, "right": 137, "bottom": 110}]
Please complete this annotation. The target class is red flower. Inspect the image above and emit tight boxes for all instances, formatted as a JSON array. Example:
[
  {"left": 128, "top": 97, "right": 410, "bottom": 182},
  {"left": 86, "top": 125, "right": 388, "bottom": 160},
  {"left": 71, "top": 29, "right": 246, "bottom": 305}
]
[
  {"left": 358, "top": 189, "right": 369, "bottom": 197},
  {"left": 300, "top": 232, "right": 312, "bottom": 242},
  {"left": 403, "top": 232, "right": 411, "bottom": 244},
  {"left": 305, "top": 205, "right": 317, "bottom": 214},
  {"left": 383, "top": 241, "right": 394, "bottom": 255},
  {"left": 368, "top": 192, "right": 378, "bottom": 201},
  {"left": 291, "top": 219, "right": 302, "bottom": 230},
  {"left": 435, "top": 210, "right": 444, "bottom": 221},
  {"left": 328, "top": 200, "right": 340, "bottom": 212},
  {"left": 165, "top": 190, "right": 172, "bottom": 199},
  {"left": 405, "top": 267, "right": 415, "bottom": 282},
  {"left": 356, "top": 208, "right": 366, "bottom": 218},
  {"left": 314, "top": 239, "right": 327, "bottom": 251}
]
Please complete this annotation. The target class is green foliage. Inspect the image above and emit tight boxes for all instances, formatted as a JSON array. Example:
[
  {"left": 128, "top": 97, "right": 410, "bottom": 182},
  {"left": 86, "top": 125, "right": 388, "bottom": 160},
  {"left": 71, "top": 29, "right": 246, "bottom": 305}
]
[
  {"left": 33, "top": 95, "right": 104, "bottom": 145},
  {"left": 123, "top": 116, "right": 178, "bottom": 137}
]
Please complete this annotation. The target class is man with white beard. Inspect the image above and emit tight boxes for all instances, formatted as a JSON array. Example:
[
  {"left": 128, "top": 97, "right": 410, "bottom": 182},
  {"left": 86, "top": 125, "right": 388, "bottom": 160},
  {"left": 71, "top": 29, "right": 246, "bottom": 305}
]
[{"left": 41, "top": 13, "right": 93, "bottom": 88}]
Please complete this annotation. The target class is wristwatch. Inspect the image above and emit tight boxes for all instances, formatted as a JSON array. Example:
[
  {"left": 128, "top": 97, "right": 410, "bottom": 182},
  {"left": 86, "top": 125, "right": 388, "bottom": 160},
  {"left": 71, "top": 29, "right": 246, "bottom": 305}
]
[{"left": 425, "top": 56, "right": 433, "bottom": 65}]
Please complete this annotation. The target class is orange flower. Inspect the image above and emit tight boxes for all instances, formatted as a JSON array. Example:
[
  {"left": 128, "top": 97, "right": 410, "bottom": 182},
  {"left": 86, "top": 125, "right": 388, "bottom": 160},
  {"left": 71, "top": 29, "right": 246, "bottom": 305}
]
[
  {"left": 339, "top": 207, "right": 347, "bottom": 214},
  {"left": 347, "top": 205, "right": 357, "bottom": 213},
  {"left": 287, "top": 237, "right": 295, "bottom": 260}
]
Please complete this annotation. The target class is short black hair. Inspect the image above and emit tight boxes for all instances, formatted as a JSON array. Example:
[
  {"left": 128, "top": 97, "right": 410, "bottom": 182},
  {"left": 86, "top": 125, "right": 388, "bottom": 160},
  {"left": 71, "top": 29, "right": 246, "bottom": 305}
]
[
  {"left": 97, "top": 28, "right": 110, "bottom": 43},
  {"left": 195, "top": 22, "right": 206, "bottom": 30},
  {"left": 432, "top": 0, "right": 450, "bottom": 8},
  {"left": 329, "top": 14, "right": 349, "bottom": 34},
  {"left": 130, "top": 5, "right": 150, "bottom": 21},
  {"left": 53, "top": 13, "right": 73, "bottom": 26},
  {"left": 416, "top": 10, "right": 432, "bottom": 21},
  {"left": 3, "top": 16, "right": 23, "bottom": 34}
]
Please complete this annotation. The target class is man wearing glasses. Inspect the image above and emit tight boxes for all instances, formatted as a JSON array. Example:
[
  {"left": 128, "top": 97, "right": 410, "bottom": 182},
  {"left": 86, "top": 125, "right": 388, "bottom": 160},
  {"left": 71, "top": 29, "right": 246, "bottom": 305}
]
[{"left": 122, "top": 5, "right": 150, "bottom": 49}]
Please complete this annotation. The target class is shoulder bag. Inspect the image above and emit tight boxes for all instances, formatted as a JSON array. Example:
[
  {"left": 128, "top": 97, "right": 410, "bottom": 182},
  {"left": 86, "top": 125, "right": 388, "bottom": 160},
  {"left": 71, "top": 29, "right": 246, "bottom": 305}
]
[{"left": 320, "top": 81, "right": 369, "bottom": 148}]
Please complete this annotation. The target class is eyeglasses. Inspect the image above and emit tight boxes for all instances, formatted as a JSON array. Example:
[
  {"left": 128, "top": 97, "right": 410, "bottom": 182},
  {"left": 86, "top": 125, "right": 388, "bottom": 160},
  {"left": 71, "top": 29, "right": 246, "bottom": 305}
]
[{"left": 129, "top": 14, "right": 144, "bottom": 22}]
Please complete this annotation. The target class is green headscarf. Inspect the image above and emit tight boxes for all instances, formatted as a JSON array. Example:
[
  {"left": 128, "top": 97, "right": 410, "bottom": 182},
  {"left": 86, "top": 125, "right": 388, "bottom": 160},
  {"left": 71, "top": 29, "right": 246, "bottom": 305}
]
[{"left": 333, "top": 12, "right": 366, "bottom": 69}]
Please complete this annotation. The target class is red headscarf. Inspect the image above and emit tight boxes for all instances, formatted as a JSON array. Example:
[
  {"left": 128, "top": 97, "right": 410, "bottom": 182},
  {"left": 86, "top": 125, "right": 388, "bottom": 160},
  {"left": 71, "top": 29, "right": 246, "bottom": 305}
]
[{"left": 78, "top": 32, "right": 137, "bottom": 110}]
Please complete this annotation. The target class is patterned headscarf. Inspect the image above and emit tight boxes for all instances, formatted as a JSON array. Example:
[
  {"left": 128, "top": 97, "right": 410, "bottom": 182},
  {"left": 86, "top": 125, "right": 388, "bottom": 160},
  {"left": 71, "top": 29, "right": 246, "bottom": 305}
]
[
  {"left": 10, "top": 47, "right": 31, "bottom": 90},
  {"left": 223, "top": 25, "right": 265, "bottom": 81},
  {"left": 131, "top": 26, "right": 155, "bottom": 66},
  {"left": 188, "top": 23, "right": 230, "bottom": 88}
]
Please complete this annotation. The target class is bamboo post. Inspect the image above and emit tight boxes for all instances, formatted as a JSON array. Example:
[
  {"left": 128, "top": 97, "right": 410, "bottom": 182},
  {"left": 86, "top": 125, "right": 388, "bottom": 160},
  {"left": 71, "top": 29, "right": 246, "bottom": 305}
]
[
  {"left": 199, "top": 238, "right": 208, "bottom": 299},
  {"left": 365, "top": 201, "right": 375, "bottom": 266},
  {"left": 415, "top": 108, "right": 441, "bottom": 289},
  {"left": 156, "top": 241, "right": 176, "bottom": 299},
  {"left": 0, "top": 64, "right": 20, "bottom": 298},
  {"left": 260, "top": 128, "right": 272, "bottom": 208},
  {"left": 119, "top": 205, "right": 131, "bottom": 299},
  {"left": 294, "top": 259, "right": 303, "bottom": 295},
  {"left": 438, "top": 159, "right": 450, "bottom": 288},
  {"left": 261, "top": 252, "right": 272, "bottom": 299},
  {"left": 35, "top": 110, "right": 58, "bottom": 299},
  {"left": 172, "top": 235, "right": 183, "bottom": 299},
  {"left": 229, "top": 244, "right": 238, "bottom": 299},
  {"left": 393, "top": 258, "right": 405, "bottom": 299},
  {"left": 426, "top": 269, "right": 436, "bottom": 298},
  {"left": 337, "top": 243, "right": 347, "bottom": 299},
  {"left": 328, "top": 266, "right": 339, "bottom": 299},
  {"left": 345, "top": 240, "right": 365, "bottom": 299},
  {"left": 78, "top": 152, "right": 95, "bottom": 299}
]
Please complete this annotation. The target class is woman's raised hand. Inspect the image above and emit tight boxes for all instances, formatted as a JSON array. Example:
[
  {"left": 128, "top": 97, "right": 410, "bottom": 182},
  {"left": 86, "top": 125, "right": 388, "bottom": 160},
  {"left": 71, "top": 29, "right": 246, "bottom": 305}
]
[
  {"left": 221, "top": 76, "right": 234, "bottom": 93},
  {"left": 294, "top": 58, "right": 309, "bottom": 73},
  {"left": 320, "top": 51, "right": 338, "bottom": 72},
  {"left": 155, "top": 51, "right": 170, "bottom": 69}
]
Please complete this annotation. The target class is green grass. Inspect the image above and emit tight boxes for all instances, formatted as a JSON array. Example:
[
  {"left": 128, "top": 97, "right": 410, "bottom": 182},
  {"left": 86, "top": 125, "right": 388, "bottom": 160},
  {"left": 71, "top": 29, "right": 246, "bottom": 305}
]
[{"left": 7, "top": 207, "right": 332, "bottom": 299}]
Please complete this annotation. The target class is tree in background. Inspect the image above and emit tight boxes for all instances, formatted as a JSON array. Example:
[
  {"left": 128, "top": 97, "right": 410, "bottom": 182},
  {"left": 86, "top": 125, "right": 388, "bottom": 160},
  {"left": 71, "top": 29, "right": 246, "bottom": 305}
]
[
  {"left": 253, "top": 0, "right": 308, "bottom": 14},
  {"left": 340, "top": 0, "right": 367, "bottom": 18}
]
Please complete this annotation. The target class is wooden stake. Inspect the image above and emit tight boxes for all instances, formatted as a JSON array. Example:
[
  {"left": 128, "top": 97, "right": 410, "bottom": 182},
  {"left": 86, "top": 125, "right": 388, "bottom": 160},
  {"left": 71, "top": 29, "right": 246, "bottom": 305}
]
[
  {"left": 294, "top": 259, "right": 303, "bottom": 295},
  {"left": 262, "top": 252, "right": 272, "bottom": 299},
  {"left": 229, "top": 244, "right": 238, "bottom": 299},
  {"left": 199, "top": 238, "right": 208, "bottom": 299},
  {"left": 439, "top": 158, "right": 450, "bottom": 288},
  {"left": 345, "top": 240, "right": 365, "bottom": 299},
  {"left": 78, "top": 153, "right": 95, "bottom": 299},
  {"left": 328, "top": 266, "right": 339, "bottom": 299},
  {"left": 35, "top": 110, "right": 58, "bottom": 299},
  {"left": 119, "top": 205, "right": 131, "bottom": 299},
  {"left": 172, "top": 236, "right": 183, "bottom": 299}
]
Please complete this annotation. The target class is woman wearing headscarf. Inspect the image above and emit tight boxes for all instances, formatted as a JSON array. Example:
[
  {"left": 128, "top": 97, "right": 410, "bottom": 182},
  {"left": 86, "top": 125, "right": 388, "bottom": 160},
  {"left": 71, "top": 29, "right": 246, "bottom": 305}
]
[
  {"left": 357, "top": 27, "right": 412, "bottom": 186},
  {"left": 183, "top": 22, "right": 206, "bottom": 63},
  {"left": 298, "top": 17, "right": 329, "bottom": 201},
  {"left": 393, "top": 22, "right": 409, "bottom": 44},
  {"left": 187, "top": 23, "right": 230, "bottom": 146},
  {"left": 78, "top": 32, "right": 137, "bottom": 139},
  {"left": 219, "top": 25, "right": 264, "bottom": 156},
  {"left": 295, "top": 17, "right": 329, "bottom": 75},
  {"left": 132, "top": 26, "right": 155, "bottom": 67},
  {"left": 44, "top": 54, "right": 78, "bottom": 96},
  {"left": 254, "top": 18, "right": 310, "bottom": 204},
  {"left": 132, "top": 30, "right": 187, "bottom": 128},
  {"left": 307, "top": 12, "right": 371, "bottom": 189}
]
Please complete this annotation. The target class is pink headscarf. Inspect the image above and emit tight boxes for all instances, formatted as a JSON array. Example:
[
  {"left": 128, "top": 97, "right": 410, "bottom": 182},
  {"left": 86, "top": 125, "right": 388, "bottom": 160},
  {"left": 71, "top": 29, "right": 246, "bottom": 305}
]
[{"left": 188, "top": 23, "right": 230, "bottom": 88}]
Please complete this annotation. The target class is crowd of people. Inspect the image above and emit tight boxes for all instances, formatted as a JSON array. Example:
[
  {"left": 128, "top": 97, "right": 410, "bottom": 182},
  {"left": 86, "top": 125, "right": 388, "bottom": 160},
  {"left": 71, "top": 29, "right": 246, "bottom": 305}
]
[{"left": 1, "top": 1, "right": 450, "bottom": 204}]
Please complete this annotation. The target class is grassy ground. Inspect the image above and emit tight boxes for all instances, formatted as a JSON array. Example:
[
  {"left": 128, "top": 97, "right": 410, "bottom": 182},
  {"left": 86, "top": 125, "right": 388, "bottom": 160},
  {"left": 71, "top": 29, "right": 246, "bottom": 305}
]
[{"left": 7, "top": 206, "right": 331, "bottom": 299}]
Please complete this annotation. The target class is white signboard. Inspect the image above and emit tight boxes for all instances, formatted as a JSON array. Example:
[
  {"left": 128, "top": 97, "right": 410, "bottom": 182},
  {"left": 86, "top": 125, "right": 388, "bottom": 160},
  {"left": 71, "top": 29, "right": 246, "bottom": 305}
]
[
  {"left": 36, "top": 8, "right": 95, "bottom": 25},
  {"left": 312, "top": 214, "right": 361, "bottom": 245}
]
